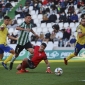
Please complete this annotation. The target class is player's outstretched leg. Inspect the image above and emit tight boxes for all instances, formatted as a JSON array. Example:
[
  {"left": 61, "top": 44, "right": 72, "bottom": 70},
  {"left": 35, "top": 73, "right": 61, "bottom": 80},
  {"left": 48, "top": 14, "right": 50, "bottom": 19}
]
[
  {"left": 1, "top": 62, "right": 8, "bottom": 70},
  {"left": 9, "top": 62, "right": 13, "bottom": 70},
  {"left": 64, "top": 58, "right": 68, "bottom": 65}
]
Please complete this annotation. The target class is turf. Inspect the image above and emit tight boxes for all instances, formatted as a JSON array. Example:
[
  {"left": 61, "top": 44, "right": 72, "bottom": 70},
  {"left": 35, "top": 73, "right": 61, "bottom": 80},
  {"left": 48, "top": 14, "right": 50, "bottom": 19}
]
[{"left": 0, "top": 60, "right": 85, "bottom": 85}]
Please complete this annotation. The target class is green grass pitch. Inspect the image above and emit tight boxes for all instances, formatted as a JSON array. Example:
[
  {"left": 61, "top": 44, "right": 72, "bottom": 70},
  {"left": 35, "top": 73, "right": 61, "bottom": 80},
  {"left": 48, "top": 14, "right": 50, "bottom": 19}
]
[{"left": 0, "top": 60, "right": 85, "bottom": 85}]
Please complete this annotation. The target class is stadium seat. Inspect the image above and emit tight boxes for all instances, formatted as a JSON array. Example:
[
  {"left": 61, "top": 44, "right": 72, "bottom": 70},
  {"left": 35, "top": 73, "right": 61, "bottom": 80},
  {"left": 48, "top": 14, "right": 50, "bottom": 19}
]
[
  {"left": 35, "top": 41, "right": 41, "bottom": 46},
  {"left": 32, "top": 27, "right": 37, "bottom": 33},
  {"left": 29, "top": 6, "right": 33, "bottom": 11},
  {"left": 36, "top": 27, "right": 42, "bottom": 34},
  {"left": 31, "top": 41, "right": 36, "bottom": 45},
  {"left": 36, "top": 23, "right": 41, "bottom": 27},
  {"left": 75, "top": 22, "right": 79, "bottom": 28},
  {"left": 40, "top": 23, "right": 47, "bottom": 28},
  {"left": 69, "top": 23, "right": 75, "bottom": 28},
  {"left": 59, "top": 23, "right": 64, "bottom": 28},
  {"left": 42, "top": 27, "right": 48, "bottom": 34},
  {"left": 48, "top": 28, "right": 53, "bottom": 33},
  {"left": 11, "top": 1, "right": 16, "bottom": 7},
  {"left": 31, "top": 14, "right": 37, "bottom": 20},
  {"left": 72, "top": 27, "right": 77, "bottom": 32},
  {"left": 46, "top": 23, "right": 52, "bottom": 28},
  {"left": 17, "top": 18, "right": 23, "bottom": 25},
  {"left": 64, "top": 23, "right": 69, "bottom": 28},
  {"left": 30, "top": 10, "right": 36, "bottom": 15},
  {"left": 34, "top": 19, "right": 39, "bottom": 24},
  {"left": 45, "top": 41, "right": 53, "bottom": 50},
  {"left": 15, "top": 14, "right": 20, "bottom": 20},
  {"left": 37, "top": 14, "right": 43, "bottom": 21},
  {"left": 53, "top": 41, "right": 58, "bottom": 47},
  {"left": 8, "top": 28, "right": 14, "bottom": 35}
]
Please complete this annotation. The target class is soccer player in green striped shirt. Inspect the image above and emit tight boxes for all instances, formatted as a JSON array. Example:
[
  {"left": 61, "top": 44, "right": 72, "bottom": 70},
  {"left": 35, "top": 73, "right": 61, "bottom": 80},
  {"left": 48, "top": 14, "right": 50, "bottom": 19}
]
[{"left": 9, "top": 14, "right": 38, "bottom": 70}]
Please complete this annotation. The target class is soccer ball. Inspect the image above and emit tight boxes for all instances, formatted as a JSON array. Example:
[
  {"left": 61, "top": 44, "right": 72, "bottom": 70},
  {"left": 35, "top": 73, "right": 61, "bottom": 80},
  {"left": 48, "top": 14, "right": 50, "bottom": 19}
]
[{"left": 54, "top": 67, "right": 63, "bottom": 76}]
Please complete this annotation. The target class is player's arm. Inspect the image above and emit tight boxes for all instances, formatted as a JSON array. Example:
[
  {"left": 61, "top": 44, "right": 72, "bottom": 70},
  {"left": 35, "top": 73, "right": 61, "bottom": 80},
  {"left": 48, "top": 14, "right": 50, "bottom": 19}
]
[
  {"left": 0, "top": 26, "right": 5, "bottom": 31},
  {"left": 7, "top": 33, "right": 18, "bottom": 40},
  {"left": 16, "top": 26, "right": 29, "bottom": 31},
  {"left": 44, "top": 59, "right": 52, "bottom": 73},
  {"left": 78, "top": 32, "right": 85, "bottom": 38},
  {"left": 31, "top": 29, "right": 39, "bottom": 38},
  {"left": 77, "top": 26, "right": 85, "bottom": 38}
]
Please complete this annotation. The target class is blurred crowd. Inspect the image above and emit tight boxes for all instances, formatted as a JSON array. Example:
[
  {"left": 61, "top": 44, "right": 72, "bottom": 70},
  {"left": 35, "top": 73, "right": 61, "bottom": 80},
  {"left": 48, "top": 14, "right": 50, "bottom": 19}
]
[{"left": 2, "top": 0, "right": 85, "bottom": 47}]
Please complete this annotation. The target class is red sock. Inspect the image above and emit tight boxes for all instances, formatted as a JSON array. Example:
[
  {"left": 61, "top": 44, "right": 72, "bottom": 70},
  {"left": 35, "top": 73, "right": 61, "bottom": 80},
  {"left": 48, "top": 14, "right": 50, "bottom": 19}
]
[{"left": 21, "top": 61, "right": 28, "bottom": 70}]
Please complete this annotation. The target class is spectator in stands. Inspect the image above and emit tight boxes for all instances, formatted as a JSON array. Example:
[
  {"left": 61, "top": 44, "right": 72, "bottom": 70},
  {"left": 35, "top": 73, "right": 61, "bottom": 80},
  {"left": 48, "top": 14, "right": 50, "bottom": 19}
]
[
  {"left": 30, "top": 0, "right": 34, "bottom": 6},
  {"left": 10, "top": 33, "right": 18, "bottom": 44},
  {"left": 33, "top": 1, "right": 39, "bottom": 11},
  {"left": 68, "top": 4, "right": 74, "bottom": 14},
  {"left": 41, "top": 13, "right": 49, "bottom": 23},
  {"left": 48, "top": 13, "right": 57, "bottom": 23},
  {"left": 61, "top": 29, "right": 70, "bottom": 47},
  {"left": 5, "top": 0, "right": 13, "bottom": 12},
  {"left": 56, "top": 3, "right": 61, "bottom": 14},
  {"left": 0, "top": 9, "right": 3, "bottom": 19},
  {"left": 70, "top": 12, "right": 78, "bottom": 23},
  {"left": 50, "top": 5, "right": 57, "bottom": 14},
  {"left": 37, "top": 32, "right": 44, "bottom": 43},
  {"left": 81, "top": 7, "right": 85, "bottom": 15},
  {"left": 22, "top": 5, "right": 29, "bottom": 17},
  {"left": 44, "top": 31, "right": 51, "bottom": 43},
  {"left": 65, "top": 26, "right": 72, "bottom": 39},
  {"left": 15, "top": 4, "right": 23, "bottom": 15},
  {"left": 59, "top": 12, "right": 67, "bottom": 22},
  {"left": 68, "top": 0, "right": 74, "bottom": 5},
  {"left": 60, "top": 0, "right": 66, "bottom": 13},
  {"left": 67, "top": 13, "right": 72, "bottom": 23},
  {"left": 77, "top": 0, "right": 84, "bottom": 8},
  {"left": 78, "top": 3, "right": 85, "bottom": 13},
  {"left": 42, "top": 0, "right": 48, "bottom": 5},
  {"left": 69, "top": 35, "right": 76, "bottom": 47},
  {"left": 2, "top": 5, "right": 6, "bottom": 16},
  {"left": 0, "top": 1, "right": 3, "bottom": 8},
  {"left": 51, "top": 24, "right": 63, "bottom": 47}
]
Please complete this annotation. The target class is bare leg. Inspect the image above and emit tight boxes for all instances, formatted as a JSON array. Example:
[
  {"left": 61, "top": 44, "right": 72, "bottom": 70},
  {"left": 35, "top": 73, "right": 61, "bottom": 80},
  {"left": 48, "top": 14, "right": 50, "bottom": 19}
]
[{"left": 0, "top": 54, "right": 3, "bottom": 60}]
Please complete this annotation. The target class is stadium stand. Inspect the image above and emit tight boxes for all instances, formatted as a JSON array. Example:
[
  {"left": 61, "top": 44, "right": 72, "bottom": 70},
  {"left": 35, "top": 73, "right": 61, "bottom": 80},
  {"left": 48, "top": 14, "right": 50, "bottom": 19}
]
[{"left": 1, "top": 0, "right": 85, "bottom": 49}]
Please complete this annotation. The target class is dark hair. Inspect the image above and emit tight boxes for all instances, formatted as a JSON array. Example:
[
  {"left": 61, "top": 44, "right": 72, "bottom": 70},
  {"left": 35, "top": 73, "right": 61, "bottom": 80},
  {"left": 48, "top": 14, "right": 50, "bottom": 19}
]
[
  {"left": 81, "top": 17, "right": 85, "bottom": 21},
  {"left": 41, "top": 43, "right": 47, "bottom": 48},
  {"left": 52, "top": 24, "right": 59, "bottom": 30},
  {"left": 4, "top": 16, "right": 10, "bottom": 19},
  {"left": 25, "top": 14, "right": 31, "bottom": 17}
]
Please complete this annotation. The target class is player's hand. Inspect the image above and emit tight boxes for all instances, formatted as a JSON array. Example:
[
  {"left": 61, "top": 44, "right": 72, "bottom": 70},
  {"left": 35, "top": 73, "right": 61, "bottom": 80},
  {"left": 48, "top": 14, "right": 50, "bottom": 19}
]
[
  {"left": 26, "top": 28, "right": 31, "bottom": 32},
  {"left": 35, "top": 34, "right": 39, "bottom": 38},
  {"left": 0, "top": 26, "right": 4, "bottom": 31},
  {"left": 46, "top": 68, "right": 53, "bottom": 73}
]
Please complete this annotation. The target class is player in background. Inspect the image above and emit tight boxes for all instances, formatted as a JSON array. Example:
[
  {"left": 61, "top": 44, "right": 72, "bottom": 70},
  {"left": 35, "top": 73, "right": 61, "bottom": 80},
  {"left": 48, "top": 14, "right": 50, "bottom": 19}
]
[
  {"left": 9, "top": 14, "right": 39, "bottom": 70},
  {"left": 64, "top": 18, "right": 85, "bottom": 65},
  {"left": 0, "top": 16, "right": 17, "bottom": 69},
  {"left": 16, "top": 43, "right": 52, "bottom": 74}
]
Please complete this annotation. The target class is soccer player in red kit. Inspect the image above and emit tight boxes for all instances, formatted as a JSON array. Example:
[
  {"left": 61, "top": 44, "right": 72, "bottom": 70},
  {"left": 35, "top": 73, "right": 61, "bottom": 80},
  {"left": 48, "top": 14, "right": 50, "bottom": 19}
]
[{"left": 16, "top": 43, "right": 52, "bottom": 74}]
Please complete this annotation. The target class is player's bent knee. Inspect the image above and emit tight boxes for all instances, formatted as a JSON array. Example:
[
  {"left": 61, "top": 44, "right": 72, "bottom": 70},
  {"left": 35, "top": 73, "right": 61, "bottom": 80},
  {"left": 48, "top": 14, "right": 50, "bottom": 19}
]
[
  {"left": 16, "top": 64, "right": 21, "bottom": 70},
  {"left": 10, "top": 50, "right": 15, "bottom": 54},
  {"left": 23, "top": 58, "right": 28, "bottom": 61},
  {"left": 27, "top": 48, "right": 34, "bottom": 54}
]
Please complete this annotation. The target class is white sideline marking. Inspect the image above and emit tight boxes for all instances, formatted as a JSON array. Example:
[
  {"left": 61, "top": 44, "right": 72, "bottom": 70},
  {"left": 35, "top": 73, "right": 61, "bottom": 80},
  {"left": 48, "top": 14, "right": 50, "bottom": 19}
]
[{"left": 79, "top": 80, "right": 85, "bottom": 81}]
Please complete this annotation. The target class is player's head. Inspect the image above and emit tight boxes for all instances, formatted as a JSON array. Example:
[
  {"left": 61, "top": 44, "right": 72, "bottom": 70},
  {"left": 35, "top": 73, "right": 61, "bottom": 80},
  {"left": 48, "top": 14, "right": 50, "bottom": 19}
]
[
  {"left": 39, "top": 43, "right": 47, "bottom": 52},
  {"left": 81, "top": 18, "right": 85, "bottom": 26},
  {"left": 52, "top": 24, "right": 60, "bottom": 32},
  {"left": 4, "top": 16, "right": 10, "bottom": 25},
  {"left": 25, "top": 14, "right": 31, "bottom": 24}
]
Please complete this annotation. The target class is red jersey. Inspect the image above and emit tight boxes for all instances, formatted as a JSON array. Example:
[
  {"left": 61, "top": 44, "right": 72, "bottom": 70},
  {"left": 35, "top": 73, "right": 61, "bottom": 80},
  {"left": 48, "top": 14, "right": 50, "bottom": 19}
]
[{"left": 31, "top": 46, "right": 47, "bottom": 67}]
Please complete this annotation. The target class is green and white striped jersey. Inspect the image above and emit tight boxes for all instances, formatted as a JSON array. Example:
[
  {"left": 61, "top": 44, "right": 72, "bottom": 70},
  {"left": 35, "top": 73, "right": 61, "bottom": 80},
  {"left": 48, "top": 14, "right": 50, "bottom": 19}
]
[{"left": 17, "top": 22, "right": 32, "bottom": 45}]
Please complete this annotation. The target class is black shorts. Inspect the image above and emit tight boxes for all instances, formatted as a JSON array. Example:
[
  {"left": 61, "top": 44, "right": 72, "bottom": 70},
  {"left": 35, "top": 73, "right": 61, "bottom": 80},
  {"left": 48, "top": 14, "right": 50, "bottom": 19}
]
[
  {"left": 27, "top": 59, "right": 35, "bottom": 69},
  {"left": 15, "top": 42, "right": 32, "bottom": 54}
]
